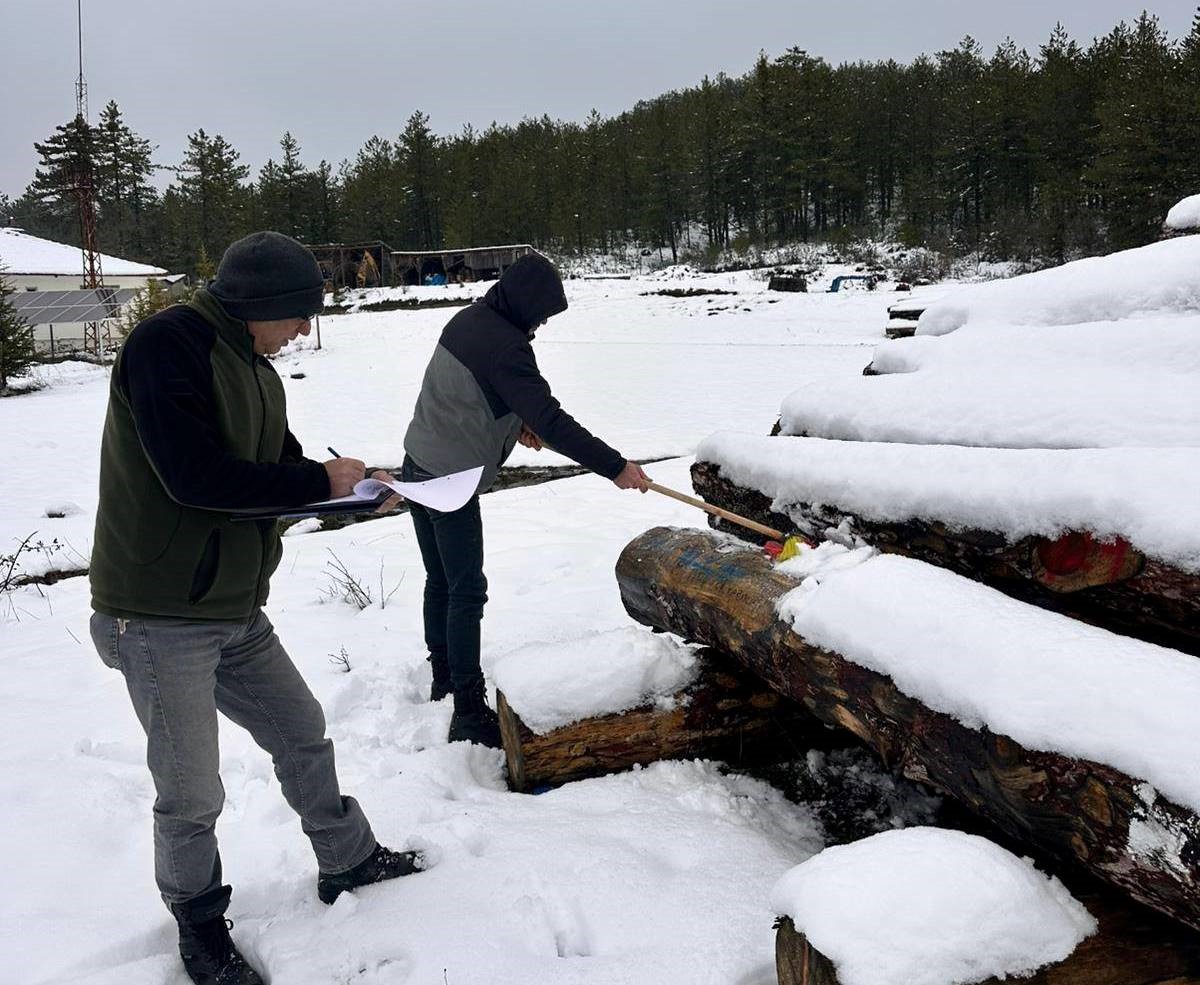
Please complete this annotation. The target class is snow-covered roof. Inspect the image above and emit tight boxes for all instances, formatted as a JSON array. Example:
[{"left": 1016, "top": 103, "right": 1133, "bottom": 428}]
[
  {"left": 1165, "top": 193, "right": 1200, "bottom": 232},
  {"left": 0, "top": 227, "right": 166, "bottom": 277}
]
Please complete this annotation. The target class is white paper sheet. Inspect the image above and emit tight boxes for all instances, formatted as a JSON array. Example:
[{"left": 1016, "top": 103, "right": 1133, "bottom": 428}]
[{"left": 344, "top": 465, "right": 484, "bottom": 513}]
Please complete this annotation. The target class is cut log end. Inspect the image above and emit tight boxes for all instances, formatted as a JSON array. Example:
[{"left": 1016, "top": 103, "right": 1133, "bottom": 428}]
[{"left": 1032, "top": 531, "right": 1144, "bottom": 593}]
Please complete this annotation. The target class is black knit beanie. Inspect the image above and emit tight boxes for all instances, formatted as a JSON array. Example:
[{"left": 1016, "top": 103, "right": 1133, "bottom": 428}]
[{"left": 209, "top": 231, "right": 324, "bottom": 321}]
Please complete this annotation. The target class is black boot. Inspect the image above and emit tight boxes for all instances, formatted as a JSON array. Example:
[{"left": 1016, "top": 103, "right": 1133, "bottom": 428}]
[
  {"left": 317, "top": 843, "right": 426, "bottom": 905},
  {"left": 448, "top": 681, "right": 502, "bottom": 748},
  {"left": 177, "top": 916, "right": 263, "bottom": 985},
  {"left": 428, "top": 653, "right": 451, "bottom": 702}
]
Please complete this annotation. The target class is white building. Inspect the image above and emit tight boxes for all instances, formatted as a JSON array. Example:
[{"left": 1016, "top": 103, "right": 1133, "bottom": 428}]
[
  {"left": 0, "top": 227, "right": 168, "bottom": 290},
  {"left": 0, "top": 227, "right": 175, "bottom": 352}
]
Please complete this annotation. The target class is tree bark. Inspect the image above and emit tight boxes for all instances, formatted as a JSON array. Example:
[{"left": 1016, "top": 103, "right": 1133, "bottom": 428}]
[
  {"left": 690, "top": 460, "right": 1200, "bottom": 656},
  {"left": 615, "top": 526, "right": 1200, "bottom": 931},
  {"left": 775, "top": 894, "right": 1200, "bottom": 985},
  {"left": 497, "top": 649, "right": 814, "bottom": 793}
]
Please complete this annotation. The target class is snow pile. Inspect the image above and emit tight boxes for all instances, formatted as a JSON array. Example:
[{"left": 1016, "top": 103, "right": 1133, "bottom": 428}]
[
  {"left": 771, "top": 828, "right": 1096, "bottom": 985},
  {"left": 697, "top": 433, "right": 1200, "bottom": 571},
  {"left": 0, "top": 227, "right": 167, "bottom": 276},
  {"left": 490, "top": 627, "right": 700, "bottom": 734},
  {"left": 777, "top": 552, "right": 1200, "bottom": 813},
  {"left": 870, "top": 313, "right": 1197, "bottom": 377},
  {"left": 1165, "top": 194, "right": 1200, "bottom": 232},
  {"left": 914, "top": 236, "right": 1200, "bottom": 337},
  {"left": 775, "top": 539, "right": 876, "bottom": 579},
  {"left": 779, "top": 312, "right": 1199, "bottom": 448}
]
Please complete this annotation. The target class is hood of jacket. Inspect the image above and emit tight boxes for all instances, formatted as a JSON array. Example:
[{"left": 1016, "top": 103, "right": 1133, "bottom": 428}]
[{"left": 482, "top": 253, "right": 568, "bottom": 334}]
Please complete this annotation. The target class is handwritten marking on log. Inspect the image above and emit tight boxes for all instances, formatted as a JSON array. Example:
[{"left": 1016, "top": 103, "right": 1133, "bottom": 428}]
[{"left": 615, "top": 526, "right": 1200, "bottom": 930}]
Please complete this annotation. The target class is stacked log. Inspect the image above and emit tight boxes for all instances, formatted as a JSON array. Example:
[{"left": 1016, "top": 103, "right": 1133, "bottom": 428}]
[
  {"left": 615, "top": 526, "right": 1200, "bottom": 931},
  {"left": 496, "top": 649, "right": 815, "bottom": 793},
  {"left": 690, "top": 460, "right": 1200, "bottom": 656},
  {"left": 775, "top": 893, "right": 1200, "bottom": 985}
]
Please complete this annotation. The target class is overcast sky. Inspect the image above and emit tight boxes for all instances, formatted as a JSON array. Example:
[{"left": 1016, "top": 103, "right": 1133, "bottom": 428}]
[{"left": 2, "top": 0, "right": 1196, "bottom": 199}]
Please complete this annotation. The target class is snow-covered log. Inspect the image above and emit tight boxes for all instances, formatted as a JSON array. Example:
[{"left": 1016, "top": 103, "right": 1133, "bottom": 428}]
[
  {"left": 690, "top": 460, "right": 1200, "bottom": 655},
  {"left": 615, "top": 526, "right": 1200, "bottom": 930},
  {"left": 775, "top": 894, "right": 1200, "bottom": 985},
  {"left": 496, "top": 651, "right": 808, "bottom": 793}
]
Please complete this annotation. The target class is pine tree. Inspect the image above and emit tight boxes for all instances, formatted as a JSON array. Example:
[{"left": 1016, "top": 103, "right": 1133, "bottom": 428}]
[
  {"left": 0, "top": 266, "right": 36, "bottom": 390},
  {"left": 195, "top": 243, "right": 216, "bottom": 282},
  {"left": 1089, "top": 14, "right": 1177, "bottom": 248},
  {"left": 339, "top": 136, "right": 399, "bottom": 243},
  {"left": 309, "top": 160, "right": 339, "bottom": 243},
  {"left": 255, "top": 158, "right": 285, "bottom": 231},
  {"left": 399, "top": 112, "right": 440, "bottom": 249},
  {"left": 93, "top": 101, "right": 158, "bottom": 258},
  {"left": 173, "top": 129, "right": 250, "bottom": 267},
  {"left": 1034, "top": 24, "right": 1097, "bottom": 261},
  {"left": 119, "top": 277, "right": 172, "bottom": 337},
  {"left": 277, "top": 132, "right": 310, "bottom": 238},
  {"left": 1169, "top": 8, "right": 1200, "bottom": 202},
  {"left": 28, "top": 115, "right": 99, "bottom": 246}
]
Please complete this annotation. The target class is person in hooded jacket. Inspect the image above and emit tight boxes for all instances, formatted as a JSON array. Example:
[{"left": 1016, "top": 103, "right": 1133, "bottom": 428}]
[{"left": 403, "top": 253, "right": 650, "bottom": 746}]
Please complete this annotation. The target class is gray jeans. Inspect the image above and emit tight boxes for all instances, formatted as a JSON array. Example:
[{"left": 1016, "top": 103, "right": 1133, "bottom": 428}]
[{"left": 90, "top": 610, "right": 375, "bottom": 920}]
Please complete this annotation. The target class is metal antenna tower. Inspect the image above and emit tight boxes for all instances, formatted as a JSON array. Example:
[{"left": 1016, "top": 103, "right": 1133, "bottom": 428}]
[
  {"left": 74, "top": 0, "right": 88, "bottom": 120},
  {"left": 71, "top": 0, "right": 106, "bottom": 352}
]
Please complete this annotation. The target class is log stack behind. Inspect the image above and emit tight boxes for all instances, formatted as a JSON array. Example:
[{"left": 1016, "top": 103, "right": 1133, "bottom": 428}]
[{"left": 690, "top": 459, "right": 1200, "bottom": 656}]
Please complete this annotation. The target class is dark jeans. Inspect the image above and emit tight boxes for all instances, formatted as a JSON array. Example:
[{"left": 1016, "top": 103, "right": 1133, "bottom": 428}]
[{"left": 402, "top": 456, "right": 488, "bottom": 692}]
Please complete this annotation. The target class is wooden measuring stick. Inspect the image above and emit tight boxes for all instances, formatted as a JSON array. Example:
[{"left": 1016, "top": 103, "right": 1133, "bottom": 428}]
[{"left": 646, "top": 482, "right": 786, "bottom": 541}]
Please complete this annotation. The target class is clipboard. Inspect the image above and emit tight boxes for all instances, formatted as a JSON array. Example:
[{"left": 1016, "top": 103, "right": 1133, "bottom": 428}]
[{"left": 229, "top": 465, "right": 485, "bottom": 522}]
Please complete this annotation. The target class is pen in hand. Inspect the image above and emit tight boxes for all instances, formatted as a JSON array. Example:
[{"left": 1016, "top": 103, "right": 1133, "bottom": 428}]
[{"left": 327, "top": 447, "right": 341, "bottom": 458}]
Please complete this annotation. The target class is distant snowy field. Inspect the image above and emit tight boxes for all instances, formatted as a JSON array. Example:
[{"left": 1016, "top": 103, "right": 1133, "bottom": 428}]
[{"left": 2, "top": 269, "right": 942, "bottom": 984}]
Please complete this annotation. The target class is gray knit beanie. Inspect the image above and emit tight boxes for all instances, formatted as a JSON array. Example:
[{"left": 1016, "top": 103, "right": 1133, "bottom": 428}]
[{"left": 209, "top": 231, "right": 324, "bottom": 321}]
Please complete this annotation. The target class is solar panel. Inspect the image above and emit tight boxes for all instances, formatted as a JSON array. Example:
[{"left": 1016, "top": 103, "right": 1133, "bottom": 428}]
[{"left": 11, "top": 288, "right": 139, "bottom": 326}]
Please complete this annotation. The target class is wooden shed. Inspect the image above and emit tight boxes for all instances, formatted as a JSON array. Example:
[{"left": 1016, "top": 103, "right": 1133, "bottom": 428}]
[
  {"left": 390, "top": 244, "right": 538, "bottom": 286},
  {"left": 305, "top": 241, "right": 397, "bottom": 290}
]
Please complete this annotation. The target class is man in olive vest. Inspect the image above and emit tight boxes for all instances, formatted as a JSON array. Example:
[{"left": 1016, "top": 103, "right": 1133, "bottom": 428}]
[{"left": 89, "top": 232, "right": 421, "bottom": 985}]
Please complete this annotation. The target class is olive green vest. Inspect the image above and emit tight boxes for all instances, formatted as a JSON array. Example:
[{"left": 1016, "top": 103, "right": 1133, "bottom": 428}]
[{"left": 90, "top": 291, "right": 290, "bottom": 620}]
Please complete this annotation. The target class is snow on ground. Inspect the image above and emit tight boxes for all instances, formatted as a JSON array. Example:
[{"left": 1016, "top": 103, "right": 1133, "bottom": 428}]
[
  {"left": 698, "top": 434, "right": 1200, "bottom": 571},
  {"left": 772, "top": 828, "right": 1096, "bottom": 985},
  {"left": 6, "top": 460, "right": 828, "bottom": 985},
  {"left": 776, "top": 550, "right": 1200, "bottom": 815},
  {"left": 1, "top": 272, "right": 888, "bottom": 581},
  {"left": 1, "top": 271, "right": 917, "bottom": 984}
]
